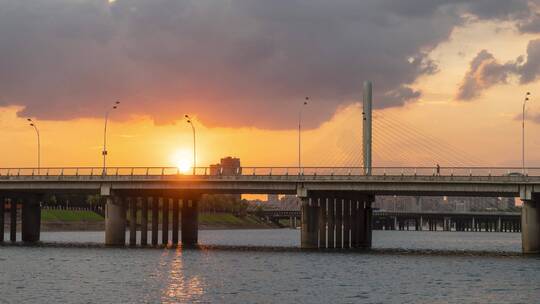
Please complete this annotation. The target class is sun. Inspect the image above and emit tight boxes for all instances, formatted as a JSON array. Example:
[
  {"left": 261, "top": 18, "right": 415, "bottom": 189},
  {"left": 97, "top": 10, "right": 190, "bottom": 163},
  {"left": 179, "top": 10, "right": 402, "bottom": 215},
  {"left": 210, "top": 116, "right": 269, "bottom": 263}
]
[
  {"left": 172, "top": 149, "right": 193, "bottom": 174},
  {"left": 176, "top": 158, "right": 192, "bottom": 174}
]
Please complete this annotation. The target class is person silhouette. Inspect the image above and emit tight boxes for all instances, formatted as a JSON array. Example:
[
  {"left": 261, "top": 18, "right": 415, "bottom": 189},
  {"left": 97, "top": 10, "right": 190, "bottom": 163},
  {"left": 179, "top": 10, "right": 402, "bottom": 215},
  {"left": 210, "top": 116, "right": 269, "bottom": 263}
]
[{"left": 436, "top": 164, "right": 441, "bottom": 176}]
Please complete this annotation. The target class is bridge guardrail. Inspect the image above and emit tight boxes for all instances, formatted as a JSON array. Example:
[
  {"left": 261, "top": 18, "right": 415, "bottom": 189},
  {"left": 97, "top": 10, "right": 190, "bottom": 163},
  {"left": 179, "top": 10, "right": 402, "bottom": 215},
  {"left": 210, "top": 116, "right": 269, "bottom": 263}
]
[{"left": 0, "top": 166, "right": 539, "bottom": 179}]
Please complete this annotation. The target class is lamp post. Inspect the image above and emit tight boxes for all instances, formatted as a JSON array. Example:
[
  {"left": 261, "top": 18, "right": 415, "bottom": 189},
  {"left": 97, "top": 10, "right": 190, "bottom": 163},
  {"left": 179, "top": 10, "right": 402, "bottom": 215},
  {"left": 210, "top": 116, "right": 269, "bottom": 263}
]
[
  {"left": 102, "top": 101, "right": 120, "bottom": 174},
  {"left": 27, "top": 118, "right": 40, "bottom": 174},
  {"left": 185, "top": 115, "right": 196, "bottom": 175},
  {"left": 298, "top": 97, "right": 309, "bottom": 172},
  {"left": 522, "top": 92, "right": 531, "bottom": 174},
  {"left": 522, "top": 92, "right": 532, "bottom": 173}
]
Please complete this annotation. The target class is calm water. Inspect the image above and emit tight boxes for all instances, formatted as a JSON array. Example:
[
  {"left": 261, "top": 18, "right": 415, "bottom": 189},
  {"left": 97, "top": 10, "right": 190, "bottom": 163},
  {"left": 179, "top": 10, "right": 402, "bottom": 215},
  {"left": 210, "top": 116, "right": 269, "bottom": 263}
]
[{"left": 1, "top": 230, "right": 539, "bottom": 303}]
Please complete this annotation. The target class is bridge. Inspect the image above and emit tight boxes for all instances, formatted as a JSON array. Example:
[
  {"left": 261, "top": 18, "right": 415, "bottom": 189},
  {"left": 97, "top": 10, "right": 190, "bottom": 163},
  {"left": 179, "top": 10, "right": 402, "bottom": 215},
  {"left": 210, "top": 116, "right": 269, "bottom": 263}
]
[
  {"left": 1, "top": 166, "right": 539, "bottom": 253},
  {"left": 257, "top": 209, "right": 521, "bottom": 232}
]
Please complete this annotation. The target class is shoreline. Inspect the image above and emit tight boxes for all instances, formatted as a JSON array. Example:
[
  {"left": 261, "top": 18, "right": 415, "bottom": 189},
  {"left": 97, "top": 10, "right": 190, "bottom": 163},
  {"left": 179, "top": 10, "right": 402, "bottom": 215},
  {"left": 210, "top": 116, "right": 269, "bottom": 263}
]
[{"left": 3, "top": 211, "right": 281, "bottom": 231}]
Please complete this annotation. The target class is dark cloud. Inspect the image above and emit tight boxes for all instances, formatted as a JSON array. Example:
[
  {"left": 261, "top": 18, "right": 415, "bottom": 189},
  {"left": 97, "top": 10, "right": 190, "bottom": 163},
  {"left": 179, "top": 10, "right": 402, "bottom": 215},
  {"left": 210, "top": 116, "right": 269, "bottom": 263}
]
[
  {"left": 0, "top": 0, "right": 534, "bottom": 128},
  {"left": 464, "top": 0, "right": 531, "bottom": 20},
  {"left": 517, "top": 39, "right": 540, "bottom": 83},
  {"left": 457, "top": 50, "right": 516, "bottom": 100},
  {"left": 457, "top": 39, "right": 540, "bottom": 100}
]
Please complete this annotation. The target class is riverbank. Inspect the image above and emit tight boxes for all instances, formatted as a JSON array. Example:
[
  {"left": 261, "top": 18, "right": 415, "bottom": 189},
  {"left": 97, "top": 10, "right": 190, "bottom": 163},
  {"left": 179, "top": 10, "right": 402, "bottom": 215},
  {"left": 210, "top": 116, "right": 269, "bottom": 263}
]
[{"left": 4, "top": 209, "right": 276, "bottom": 231}]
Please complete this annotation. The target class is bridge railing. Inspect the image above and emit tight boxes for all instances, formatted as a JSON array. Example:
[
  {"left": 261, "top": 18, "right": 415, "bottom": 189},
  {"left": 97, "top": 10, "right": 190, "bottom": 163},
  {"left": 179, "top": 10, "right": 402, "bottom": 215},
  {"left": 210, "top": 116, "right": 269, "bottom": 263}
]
[{"left": 0, "top": 166, "right": 539, "bottom": 178}]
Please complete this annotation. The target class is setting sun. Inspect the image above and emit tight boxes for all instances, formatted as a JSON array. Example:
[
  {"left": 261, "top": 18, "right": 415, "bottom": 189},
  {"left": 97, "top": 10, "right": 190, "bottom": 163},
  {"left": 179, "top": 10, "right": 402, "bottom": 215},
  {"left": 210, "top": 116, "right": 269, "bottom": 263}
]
[{"left": 172, "top": 149, "right": 193, "bottom": 174}]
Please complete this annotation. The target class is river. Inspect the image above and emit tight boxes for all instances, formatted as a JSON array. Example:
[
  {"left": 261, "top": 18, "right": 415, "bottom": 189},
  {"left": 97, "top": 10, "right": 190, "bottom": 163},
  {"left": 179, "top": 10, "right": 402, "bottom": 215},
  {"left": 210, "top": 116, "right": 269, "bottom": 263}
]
[{"left": 1, "top": 230, "right": 539, "bottom": 303}]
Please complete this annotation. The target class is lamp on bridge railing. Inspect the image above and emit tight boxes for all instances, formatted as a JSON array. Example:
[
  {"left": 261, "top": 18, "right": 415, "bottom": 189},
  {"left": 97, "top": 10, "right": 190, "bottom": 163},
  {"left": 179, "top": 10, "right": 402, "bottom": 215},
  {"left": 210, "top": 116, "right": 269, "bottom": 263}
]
[
  {"left": 27, "top": 118, "right": 40, "bottom": 174},
  {"left": 102, "top": 101, "right": 120, "bottom": 175},
  {"left": 298, "top": 97, "right": 309, "bottom": 173},
  {"left": 522, "top": 92, "right": 531, "bottom": 174},
  {"left": 185, "top": 114, "right": 196, "bottom": 175}
]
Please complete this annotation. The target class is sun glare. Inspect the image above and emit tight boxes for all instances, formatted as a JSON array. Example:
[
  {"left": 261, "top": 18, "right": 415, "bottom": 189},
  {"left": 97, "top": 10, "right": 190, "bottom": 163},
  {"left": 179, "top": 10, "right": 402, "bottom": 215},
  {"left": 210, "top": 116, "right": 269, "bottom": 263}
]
[{"left": 172, "top": 149, "right": 193, "bottom": 174}]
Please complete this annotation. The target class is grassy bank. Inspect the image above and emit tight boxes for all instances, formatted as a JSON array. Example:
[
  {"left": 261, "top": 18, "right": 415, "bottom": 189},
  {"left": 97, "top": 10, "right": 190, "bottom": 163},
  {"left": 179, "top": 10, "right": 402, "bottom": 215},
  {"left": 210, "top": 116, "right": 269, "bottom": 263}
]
[
  {"left": 41, "top": 209, "right": 104, "bottom": 222},
  {"left": 39, "top": 210, "right": 272, "bottom": 230}
]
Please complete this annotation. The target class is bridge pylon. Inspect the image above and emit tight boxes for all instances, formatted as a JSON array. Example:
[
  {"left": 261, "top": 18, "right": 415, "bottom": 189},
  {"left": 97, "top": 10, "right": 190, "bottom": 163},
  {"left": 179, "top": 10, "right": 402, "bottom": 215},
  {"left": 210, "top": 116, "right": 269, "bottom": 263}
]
[{"left": 363, "top": 81, "right": 372, "bottom": 175}]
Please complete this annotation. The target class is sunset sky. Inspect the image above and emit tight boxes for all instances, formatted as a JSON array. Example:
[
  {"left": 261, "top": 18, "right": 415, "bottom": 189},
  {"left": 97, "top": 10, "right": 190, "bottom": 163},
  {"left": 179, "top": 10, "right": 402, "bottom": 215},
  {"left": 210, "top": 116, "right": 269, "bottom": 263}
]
[{"left": 2, "top": 0, "right": 540, "bottom": 169}]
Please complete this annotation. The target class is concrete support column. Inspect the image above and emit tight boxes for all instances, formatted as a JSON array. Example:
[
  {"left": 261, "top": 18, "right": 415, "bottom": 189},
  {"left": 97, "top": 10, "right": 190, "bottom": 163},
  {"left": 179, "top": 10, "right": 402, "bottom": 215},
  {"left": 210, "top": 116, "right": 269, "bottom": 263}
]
[
  {"left": 181, "top": 195, "right": 199, "bottom": 246},
  {"left": 335, "top": 198, "right": 343, "bottom": 248},
  {"left": 419, "top": 216, "right": 423, "bottom": 231},
  {"left": 357, "top": 200, "right": 366, "bottom": 246},
  {"left": 350, "top": 200, "right": 359, "bottom": 248},
  {"left": 522, "top": 199, "right": 540, "bottom": 254},
  {"left": 497, "top": 217, "right": 501, "bottom": 232},
  {"left": 327, "top": 197, "right": 335, "bottom": 248},
  {"left": 151, "top": 197, "right": 158, "bottom": 246},
  {"left": 140, "top": 197, "right": 148, "bottom": 246},
  {"left": 21, "top": 195, "right": 41, "bottom": 243},
  {"left": 162, "top": 198, "right": 169, "bottom": 245},
  {"left": 172, "top": 198, "right": 180, "bottom": 245},
  {"left": 365, "top": 201, "right": 373, "bottom": 248},
  {"left": 0, "top": 197, "right": 4, "bottom": 243},
  {"left": 129, "top": 198, "right": 137, "bottom": 246},
  {"left": 10, "top": 199, "right": 17, "bottom": 242},
  {"left": 318, "top": 198, "right": 327, "bottom": 248},
  {"left": 343, "top": 199, "right": 351, "bottom": 249},
  {"left": 105, "top": 197, "right": 126, "bottom": 246},
  {"left": 300, "top": 197, "right": 316, "bottom": 249}
]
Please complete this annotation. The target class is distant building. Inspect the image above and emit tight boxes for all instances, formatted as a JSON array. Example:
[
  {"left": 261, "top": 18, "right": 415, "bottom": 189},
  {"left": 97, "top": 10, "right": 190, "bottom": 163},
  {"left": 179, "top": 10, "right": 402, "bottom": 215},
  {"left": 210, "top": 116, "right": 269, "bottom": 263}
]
[
  {"left": 209, "top": 157, "right": 242, "bottom": 201},
  {"left": 210, "top": 157, "right": 241, "bottom": 175}
]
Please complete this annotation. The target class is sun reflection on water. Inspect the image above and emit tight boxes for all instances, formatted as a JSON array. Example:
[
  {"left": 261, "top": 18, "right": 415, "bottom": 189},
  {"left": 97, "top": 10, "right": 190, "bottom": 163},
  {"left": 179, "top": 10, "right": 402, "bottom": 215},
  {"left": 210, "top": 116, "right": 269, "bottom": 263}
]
[{"left": 161, "top": 248, "right": 206, "bottom": 303}]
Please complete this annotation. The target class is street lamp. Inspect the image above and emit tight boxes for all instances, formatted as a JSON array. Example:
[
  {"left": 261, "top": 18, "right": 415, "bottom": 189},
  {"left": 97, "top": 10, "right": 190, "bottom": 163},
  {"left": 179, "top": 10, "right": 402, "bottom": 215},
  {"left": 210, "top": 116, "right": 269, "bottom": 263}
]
[
  {"left": 522, "top": 92, "right": 531, "bottom": 173},
  {"left": 27, "top": 118, "right": 40, "bottom": 174},
  {"left": 102, "top": 101, "right": 120, "bottom": 174},
  {"left": 185, "top": 114, "right": 196, "bottom": 175},
  {"left": 298, "top": 97, "right": 309, "bottom": 172}
]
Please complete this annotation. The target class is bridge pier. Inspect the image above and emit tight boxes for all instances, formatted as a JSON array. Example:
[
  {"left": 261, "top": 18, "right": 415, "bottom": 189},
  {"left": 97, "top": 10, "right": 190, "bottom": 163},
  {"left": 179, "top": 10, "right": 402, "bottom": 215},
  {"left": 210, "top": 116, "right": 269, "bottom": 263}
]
[
  {"left": 151, "top": 197, "right": 158, "bottom": 246},
  {"left": 300, "top": 192, "right": 373, "bottom": 249},
  {"left": 105, "top": 197, "right": 126, "bottom": 246},
  {"left": 301, "top": 197, "right": 318, "bottom": 248},
  {"left": 21, "top": 195, "right": 41, "bottom": 243},
  {"left": 318, "top": 198, "right": 327, "bottom": 248},
  {"left": 172, "top": 198, "right": 180, "bottom": 245},
  {"left": 140, "top": 197, "right": 148, "bottom": 246},
  {"left": 335, "top": 198, "right": 343, "bottom": 248},
  {"left": 181, "top": 195, "right": 200, "bottom": 246},
  {"left": 10, "top": 199, "right": 17, "bottom": 242},
  {"left": 0, "top": 197, "right": 4, "bottom": 243},
  {"left": 162, "top": 197, "right": 169, "bottom": 246},
  {"left": 522, "top": 198, "right": 540, "bottom": 254},
  {"left": 129, "top": 197, "right": 137, "bottom": 246},
  {"left": 343, "top": 199, "right": 351, "bottom": 248}
]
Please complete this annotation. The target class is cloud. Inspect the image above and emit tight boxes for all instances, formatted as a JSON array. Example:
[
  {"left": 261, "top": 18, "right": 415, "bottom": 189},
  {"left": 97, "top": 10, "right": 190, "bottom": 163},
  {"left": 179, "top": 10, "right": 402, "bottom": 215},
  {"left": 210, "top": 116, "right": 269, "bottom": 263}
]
[
  {"left": 0, "top": 0, "right": 534, "bottom": 128},
  {"left": 456, "top": 50, "right": 516, "bottom": 100},
  {"left": 457, "top": 39, "right": 540, "bottom": 100}
]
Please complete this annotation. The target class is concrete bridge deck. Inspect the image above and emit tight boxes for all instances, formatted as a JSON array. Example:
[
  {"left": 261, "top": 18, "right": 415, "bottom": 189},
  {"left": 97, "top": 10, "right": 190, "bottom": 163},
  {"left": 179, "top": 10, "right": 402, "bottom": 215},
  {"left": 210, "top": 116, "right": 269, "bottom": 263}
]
[{"left": 1, "top": 166, "right": 540, "bottom": 197}]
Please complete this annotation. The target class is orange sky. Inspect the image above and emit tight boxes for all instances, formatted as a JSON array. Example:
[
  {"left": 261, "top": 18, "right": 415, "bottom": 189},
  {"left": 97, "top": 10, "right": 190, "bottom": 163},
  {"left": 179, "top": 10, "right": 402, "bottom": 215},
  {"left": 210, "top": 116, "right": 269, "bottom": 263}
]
[{"left": 1, "top": 18, "right": 540, "bottom": 169}]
